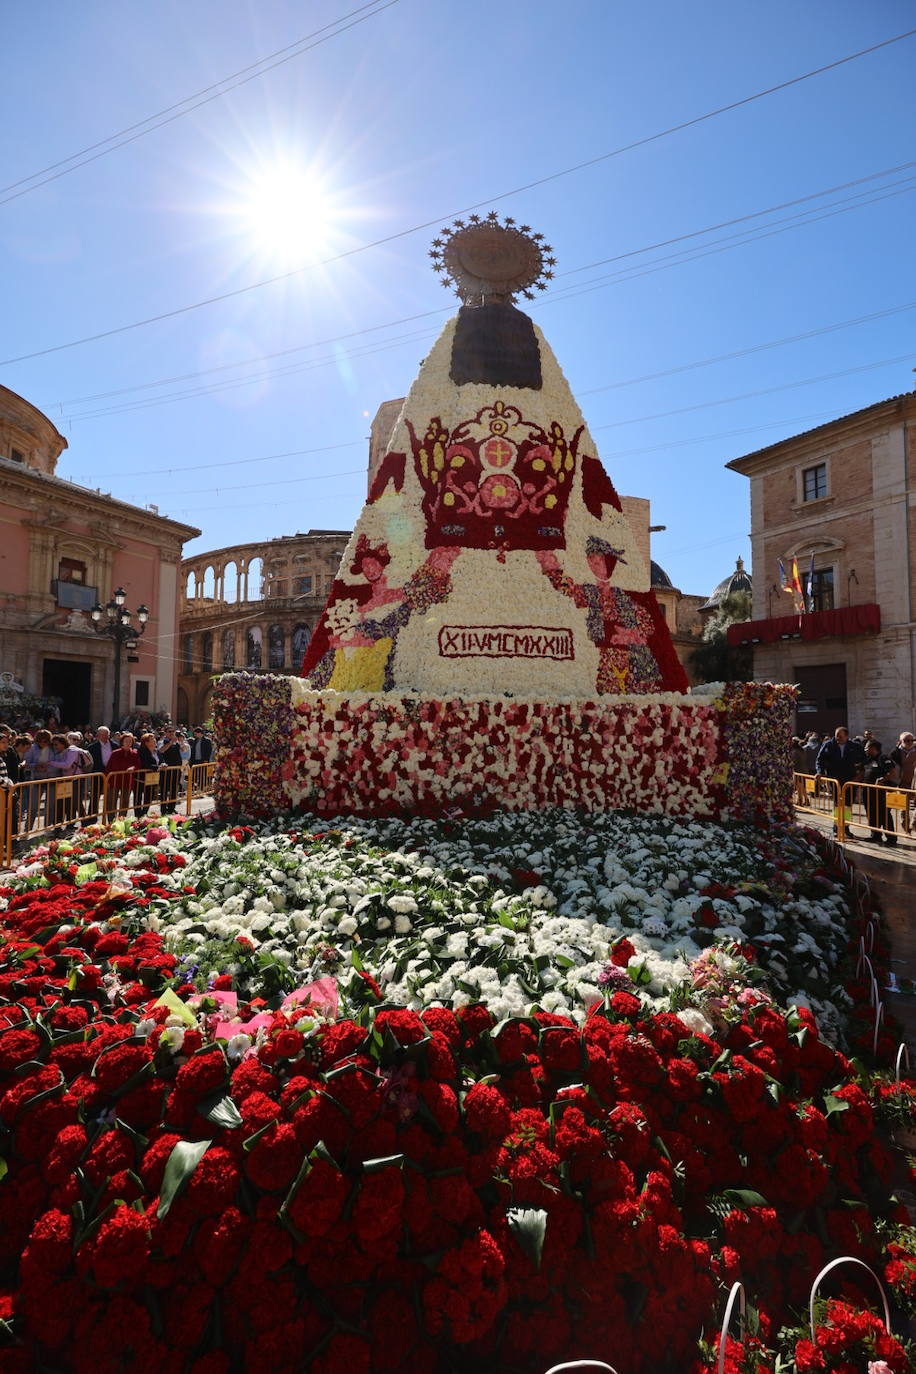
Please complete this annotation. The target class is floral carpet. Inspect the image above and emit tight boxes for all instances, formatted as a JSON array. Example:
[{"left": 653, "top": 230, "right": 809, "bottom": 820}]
[{"left": 0, "top": 811, "right": 913, "bottom": 1373}]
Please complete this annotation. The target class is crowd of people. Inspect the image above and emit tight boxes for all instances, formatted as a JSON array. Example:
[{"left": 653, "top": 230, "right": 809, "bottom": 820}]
[
  {"left": 0, "top": 720, "right": 215, "bottom": 839},
  {"left": 793, "top": 724, "right": 916, "bottom": 843}
]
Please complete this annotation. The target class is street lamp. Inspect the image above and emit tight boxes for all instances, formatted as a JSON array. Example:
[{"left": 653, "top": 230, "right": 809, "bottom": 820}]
[{"left": 90, "top": 589, "right": 150, "bottom": 727}]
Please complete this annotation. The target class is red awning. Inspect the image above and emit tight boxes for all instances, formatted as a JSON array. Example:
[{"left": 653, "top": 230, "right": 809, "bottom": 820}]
[{"left": 727, "top": 603, "right": 881, "bottom": 647}]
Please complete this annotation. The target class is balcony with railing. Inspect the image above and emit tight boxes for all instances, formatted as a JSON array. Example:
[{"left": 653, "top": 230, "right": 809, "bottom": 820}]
[{"left": 727, "top": 603, "right": 881, "bottom": 647}]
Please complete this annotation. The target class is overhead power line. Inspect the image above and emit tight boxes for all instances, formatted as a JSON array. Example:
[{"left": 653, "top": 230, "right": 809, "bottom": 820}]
[
  {"left": 0, "top": 1, "right": 399, "bottom": 207},
  {"left": 51, "top": 157, "right": 916, "bottom": 419},
  {"left": 591, "top": 350, "right": 916, "bottom": 429},
  {"left": 3, "top": 25, "right": 914, "bottom": 369},
  {"left": 81, "top": 309, "right": 916, "bottom": 488},
  {"left": 577, "top": 300, "right": 916, "bottom": 396}
]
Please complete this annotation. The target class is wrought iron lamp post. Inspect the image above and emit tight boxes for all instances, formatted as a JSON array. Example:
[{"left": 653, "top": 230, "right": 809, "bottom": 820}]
[{"left": 90, "top": 588, "right": 149, "bottom": 727}]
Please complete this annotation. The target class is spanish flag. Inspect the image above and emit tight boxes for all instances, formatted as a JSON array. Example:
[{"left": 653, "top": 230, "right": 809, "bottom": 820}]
[{"left": 791, "top": 557, "right": 805, "bottom": 613}]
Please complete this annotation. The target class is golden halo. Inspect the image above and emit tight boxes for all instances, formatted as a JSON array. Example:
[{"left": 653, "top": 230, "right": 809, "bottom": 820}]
[{"left": 429, "top": 212, "right": 556, "bottom": 303}]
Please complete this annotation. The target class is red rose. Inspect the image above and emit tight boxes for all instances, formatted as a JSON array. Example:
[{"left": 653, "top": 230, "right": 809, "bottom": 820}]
[{"left": 274, "top": 1027, "right": 304, "bottom": 1059}]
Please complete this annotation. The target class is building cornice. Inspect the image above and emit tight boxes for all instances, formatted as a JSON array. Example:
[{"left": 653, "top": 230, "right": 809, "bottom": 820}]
[
  {"left": 0, "top": 456, "right": 201, "bottom": 542},
  {"left": 726, "top": 394, "right": 915, "bottom": 476}
]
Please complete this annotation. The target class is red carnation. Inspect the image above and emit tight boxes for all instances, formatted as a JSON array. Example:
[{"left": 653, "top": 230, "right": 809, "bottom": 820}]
[
  {"left": 611, "top": 937, "right": 636, "bottom": 967},
  {"left": 319, "top": 1019, "right": 368, "bottom": 1067},
  {"left": 464, "top": 1083, "right": 511, "bottom": 1140},
  {"left": 245, "top": 1121, "right": 302, "bottom": 1191},
  {"left": 610, "top": 990, "right": 642, "bottom": 1019},
  {"left": 455, "top": 1003, "right": 495, "bottom": 1041},
  {"left": 184, "top": 1146, "right": 240, "bottom": 1214},
  {"left": 0, "top": 1028, "right": 42, "bottom": 1072},
  {"left": 43, "top": 1123, "right": 88, "bottom": 1184},
  {"left": 312, "top": 1333, "right": 371, "bottom": 1374},
  {"left": 81, "top": 1204, "right": 151, "bottom": 1287},
  {"left": 93, "top": 1041, "right": 151, "bottom": 1094},
  {"left": 375, "top": 1008, "right": 426, "bottom": 1045},
  {"left": 192, "top": 1206, "right": 250, "bottom": 1286},
  {"left": 421, "top": 1006, "right": 460, "bottom": 1045},
  {"left": 21, "top": 1209, "right": 72, "bottom": 1278},
  {"left": 174, "top": 1049, "right": 228, "bottom": 1099}
]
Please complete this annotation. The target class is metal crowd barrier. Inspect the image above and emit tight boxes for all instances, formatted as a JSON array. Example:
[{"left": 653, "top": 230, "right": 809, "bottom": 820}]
[
  {"left": 792, "top": 772, "right": 841, "bottom": 827},
  {"left": 0, "top": 762, "right": 216, "bottom": 869},
  {"left": 794, "top": 772, "right": 915, "bottom": 845},
  {"left": 840, "top": 778, "right": 913, "bottom": 845}
]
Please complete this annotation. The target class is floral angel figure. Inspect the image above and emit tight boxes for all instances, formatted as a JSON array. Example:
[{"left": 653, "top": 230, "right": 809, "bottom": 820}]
[
  {"left": 305, "top": 536, "right": 460, "bottom": 691},
  {"left": 537, "top": 536, "right": 678, "bottom": 693}
]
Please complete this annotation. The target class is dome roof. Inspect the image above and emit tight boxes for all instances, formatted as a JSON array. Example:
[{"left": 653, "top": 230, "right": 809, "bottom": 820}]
[
  {"left": 650, "top": 560, "right": 673, "bottom": 589},
  {"left": 701, "top": 555, "right": 752, "bottom": 611}
]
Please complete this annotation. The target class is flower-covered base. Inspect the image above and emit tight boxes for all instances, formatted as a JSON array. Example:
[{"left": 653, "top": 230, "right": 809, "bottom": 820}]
[{"left": 212, "top": 675, "right": 795, "bottom": 822}]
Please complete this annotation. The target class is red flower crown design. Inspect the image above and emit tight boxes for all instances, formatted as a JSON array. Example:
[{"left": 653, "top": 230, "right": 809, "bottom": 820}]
[{"left": 407, "top": 401, "right": 580, "bottom": 550}]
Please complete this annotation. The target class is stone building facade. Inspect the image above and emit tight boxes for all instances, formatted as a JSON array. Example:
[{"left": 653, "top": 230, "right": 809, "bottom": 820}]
[
  {"left": 178, "top": 530, "right": 350, "bottom": 724},
  {"left": 726, "top": 391, "right": 916, "bottom": 741},
  {"left": 0, "top": 385, "right": 199, "bottom": 727}
]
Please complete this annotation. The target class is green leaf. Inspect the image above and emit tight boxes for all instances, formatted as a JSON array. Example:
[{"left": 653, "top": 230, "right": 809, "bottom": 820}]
[
  {"left": 74, "top": 862, "right": 98, "bottom": 885},
  {"left": 0, "top": 1157, "right": 7, "bottom": 1183},
  {"left": 153, "top": 987, "right": 199, "bottom": 1028},
  {"left": 506, "top": 1206, "right": 547, "bottom": 1270},
  {"left": 628, "top": 960, "right": 653, "bottom": 988},
  {"left": 157, "top": 1140, "right": 210, "bottom": 1219},
  {"left": 721, "top": 1188, "right": 768, "bottom": 1209},
  {"left": 362, "top": 1154, "right": 405, "bottom": 1173},
  {"left": 824, "top": 1094, "right": 850, "bottom": 1117},
  {"left": 198, "top": 1093, "right": 243, "bottom": 1130},
  {"left": 554, "top": 954, "right": 575, "bottom": 969}
]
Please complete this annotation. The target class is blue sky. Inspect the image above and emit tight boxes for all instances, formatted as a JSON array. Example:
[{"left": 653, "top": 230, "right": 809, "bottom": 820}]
[{"left": 3, "top": 0, "right": 915, "bottom": 601}]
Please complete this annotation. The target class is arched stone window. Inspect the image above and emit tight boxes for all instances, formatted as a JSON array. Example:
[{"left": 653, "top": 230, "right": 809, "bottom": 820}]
[
  {"left": 292, "top": 623, "right": 311, "bottom": 666},
  {"left": 224, "top": 561, "right": 239, "bottom": 603},
  {"left": 202, "top": 566, "right": 215, "bottom": 599},
  {"left": 182, "top": 634, "right": 194, "bottom": 674},
  {"left": 221, "top": 629, "right": 235, "bottom": 669},
  {"left": 201, "top": 631, "right": 213, "bottom": 672},
  {"left": 185, "top": 570, "right": 196, "bottom": 600},
  {"left": 246, "top": 626, "right": 263, "bottom": 668},
  {"left": 268, "top": 624, "right": 285, "bottom": 669},
  {"left": 247, "top": 557, "right": 263, "bottom": 601}
]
